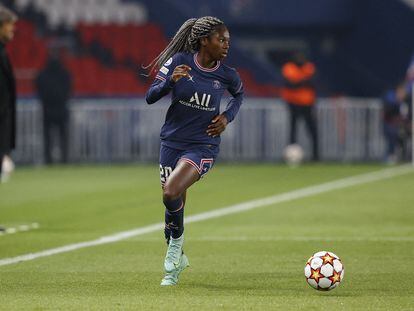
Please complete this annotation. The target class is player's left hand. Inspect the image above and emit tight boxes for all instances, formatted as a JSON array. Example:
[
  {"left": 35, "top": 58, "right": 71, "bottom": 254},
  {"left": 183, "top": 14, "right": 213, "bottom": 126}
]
[{"left": 207, "top": 114, "right": 228, "bottom": 137}]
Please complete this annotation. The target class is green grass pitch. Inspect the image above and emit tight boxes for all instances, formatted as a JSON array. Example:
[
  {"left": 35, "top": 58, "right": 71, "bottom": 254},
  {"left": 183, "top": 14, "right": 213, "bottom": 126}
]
[{"left": 0, "top": 164, "right": 413, "bottom": 310}]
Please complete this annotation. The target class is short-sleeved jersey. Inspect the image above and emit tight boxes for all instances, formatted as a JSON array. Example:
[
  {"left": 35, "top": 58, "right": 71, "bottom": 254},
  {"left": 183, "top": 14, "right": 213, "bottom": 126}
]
[{"left": 146, "top": 52, "right": 243, "bottom": 148}]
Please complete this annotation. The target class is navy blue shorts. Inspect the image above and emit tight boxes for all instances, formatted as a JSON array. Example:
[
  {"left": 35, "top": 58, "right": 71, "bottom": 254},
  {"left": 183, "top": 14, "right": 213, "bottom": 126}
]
[{"left": 159, "top": 143, "right": 219, "bottom": 186}]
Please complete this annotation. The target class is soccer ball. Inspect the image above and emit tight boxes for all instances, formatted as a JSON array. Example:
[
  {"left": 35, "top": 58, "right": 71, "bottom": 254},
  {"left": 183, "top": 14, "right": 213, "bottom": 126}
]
[
  {"left": 304, "top": 251, "right": 344, "bottom": 291},
  {"left": 283, "top": 144, "right": 304, "bottom": 165}
]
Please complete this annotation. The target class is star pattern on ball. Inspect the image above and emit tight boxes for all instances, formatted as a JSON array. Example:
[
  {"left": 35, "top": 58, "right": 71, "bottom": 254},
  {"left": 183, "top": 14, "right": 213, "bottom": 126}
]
[
  {"left": 321, "top": 253, "right": 335, "bottom": 265},
  {"left": 329, "top": 270, "right": 341, "bottom": 285},
  {"left": 309, "top": 267, "right": 323, "bottom": 283}
]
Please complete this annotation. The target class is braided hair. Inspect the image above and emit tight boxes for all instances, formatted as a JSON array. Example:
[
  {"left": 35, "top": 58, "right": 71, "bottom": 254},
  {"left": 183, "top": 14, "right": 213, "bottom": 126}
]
[{"left": 145, "top": 16, "right": 224, "bottom": 75}]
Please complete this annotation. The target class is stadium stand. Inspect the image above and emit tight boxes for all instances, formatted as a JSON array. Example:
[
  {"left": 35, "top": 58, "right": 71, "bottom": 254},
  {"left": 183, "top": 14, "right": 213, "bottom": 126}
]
[
  {"left": 7, "top": 0, "right": 413, "bottom": 97},
  {"left": 6, "top": 19, "right": 47, "bottom": 95},
  {"left": 6, "top": 0, "right": 278, "bottom": 97}
]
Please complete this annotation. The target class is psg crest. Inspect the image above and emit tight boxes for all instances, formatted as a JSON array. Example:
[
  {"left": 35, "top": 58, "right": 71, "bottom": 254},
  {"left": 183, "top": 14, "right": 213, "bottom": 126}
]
[{"left": 212, "top": 80, "right": 221, "bottom": 89}]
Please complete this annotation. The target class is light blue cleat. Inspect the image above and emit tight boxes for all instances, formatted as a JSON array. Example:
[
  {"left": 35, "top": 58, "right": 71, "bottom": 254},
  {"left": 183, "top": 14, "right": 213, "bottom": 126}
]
[
  {"left": 164, "top": 235, "right": 184, "bottom": 273},
  {"left": 161, "top": 235, "right": 189, "bottom": 286},
  {"left": 160, "top": 253, "right": 189, "bottom": 286}
]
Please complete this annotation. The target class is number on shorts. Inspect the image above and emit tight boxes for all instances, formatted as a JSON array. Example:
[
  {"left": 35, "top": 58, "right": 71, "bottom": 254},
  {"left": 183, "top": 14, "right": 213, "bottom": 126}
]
[{"left": 159, "top": 165, "right": 173, "bottom": 184}]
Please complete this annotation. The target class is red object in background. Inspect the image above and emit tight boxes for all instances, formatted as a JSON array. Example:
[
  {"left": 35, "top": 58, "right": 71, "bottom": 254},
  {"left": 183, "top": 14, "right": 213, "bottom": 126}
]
[
  {"left": 6, "top": 20, "right": 49, "bottom": 96},
  {"left": 76, "top": 23, "right": 167, "bottom": 66},
  {"left": 8, "top": 19, "right": 274, "bottom": 97},
  {"left": 63, "top": 55, "right": 147, "bottom": 96},
  {"left": 7, "top": 20, "right": 48, "bottom": 69},
  {"left": 238, "top": 69, "right": 280, "bottom": 97}
]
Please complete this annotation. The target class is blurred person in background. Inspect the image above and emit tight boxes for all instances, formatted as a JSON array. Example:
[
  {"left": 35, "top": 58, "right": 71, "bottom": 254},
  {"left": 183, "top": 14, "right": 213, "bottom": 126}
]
[
  {"left": 0, "top": 5, "right": 17, "bottom": 183},
  {"left": 146, "top": 16, "right": 243, "bottom": 286},
  {"left": 281, "top": 52, "right": 319, "bottom": 161},
  {"left": 404, "top": 53, "right": 413, "bottom": 160},
  {"left": 382, "top": 83, "right": 410, "bottom": 164},
  {"left": 35, "top": 51, "right": 72, "bottom": 164}
]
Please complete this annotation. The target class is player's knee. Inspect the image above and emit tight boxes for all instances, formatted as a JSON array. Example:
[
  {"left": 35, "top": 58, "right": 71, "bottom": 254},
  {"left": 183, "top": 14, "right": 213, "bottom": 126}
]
[
  {"left": 162, "top": 188, "right": 183, "bottom": 212},
  {"left": 162, "top": 185, "right": 181, "bottom": 202}
]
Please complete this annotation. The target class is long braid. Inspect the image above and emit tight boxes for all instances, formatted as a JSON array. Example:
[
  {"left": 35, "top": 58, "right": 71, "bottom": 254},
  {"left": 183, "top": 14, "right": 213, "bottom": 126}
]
[{"left": 145, "top": 16, "right": 224, "bottom": 75}]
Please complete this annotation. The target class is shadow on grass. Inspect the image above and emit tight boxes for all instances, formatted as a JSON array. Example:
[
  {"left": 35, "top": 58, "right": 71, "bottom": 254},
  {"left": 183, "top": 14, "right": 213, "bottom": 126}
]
[{"left": 176, "top": 272, "right": 350, "bottom": 296}]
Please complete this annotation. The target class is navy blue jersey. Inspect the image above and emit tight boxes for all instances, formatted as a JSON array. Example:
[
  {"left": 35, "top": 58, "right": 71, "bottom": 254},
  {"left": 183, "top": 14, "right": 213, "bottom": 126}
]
[{"left": 146, "top": 52, "right": 244, "bottom": 148}]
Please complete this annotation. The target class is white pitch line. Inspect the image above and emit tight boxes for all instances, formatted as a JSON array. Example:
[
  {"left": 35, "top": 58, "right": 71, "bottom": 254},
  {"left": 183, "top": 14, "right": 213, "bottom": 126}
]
[{"left": 0, "top": 165, "right": 412, "bottom": 267}]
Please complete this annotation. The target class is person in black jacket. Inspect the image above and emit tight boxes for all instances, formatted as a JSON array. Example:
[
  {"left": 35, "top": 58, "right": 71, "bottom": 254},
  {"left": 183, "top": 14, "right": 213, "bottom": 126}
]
[
  {"left": 0, "top": 6, "right": 17, "bottom": 183},
  {"left": 35, "top": 53, "right": 72, "bottom": 164},
  {"left": 382, "top": 83, "right": 411, "bottom": 163}
]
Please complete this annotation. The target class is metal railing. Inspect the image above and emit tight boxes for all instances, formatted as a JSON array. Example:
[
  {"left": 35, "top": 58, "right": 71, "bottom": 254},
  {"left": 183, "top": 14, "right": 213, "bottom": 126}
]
[{"left": 14, "top": 97, "right": 385, "bottom": 164}]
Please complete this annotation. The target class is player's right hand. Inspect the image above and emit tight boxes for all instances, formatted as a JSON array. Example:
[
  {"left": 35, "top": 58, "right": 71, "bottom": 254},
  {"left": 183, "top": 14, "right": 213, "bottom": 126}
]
[{"left": 171, "top": 65, "right": 191, "bottom": 82}]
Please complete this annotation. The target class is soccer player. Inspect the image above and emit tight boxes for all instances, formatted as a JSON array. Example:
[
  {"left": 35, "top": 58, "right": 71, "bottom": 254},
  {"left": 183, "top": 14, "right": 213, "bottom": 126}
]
[{"left": 145, "top": 16, "right": 244, "bottom": 286}]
